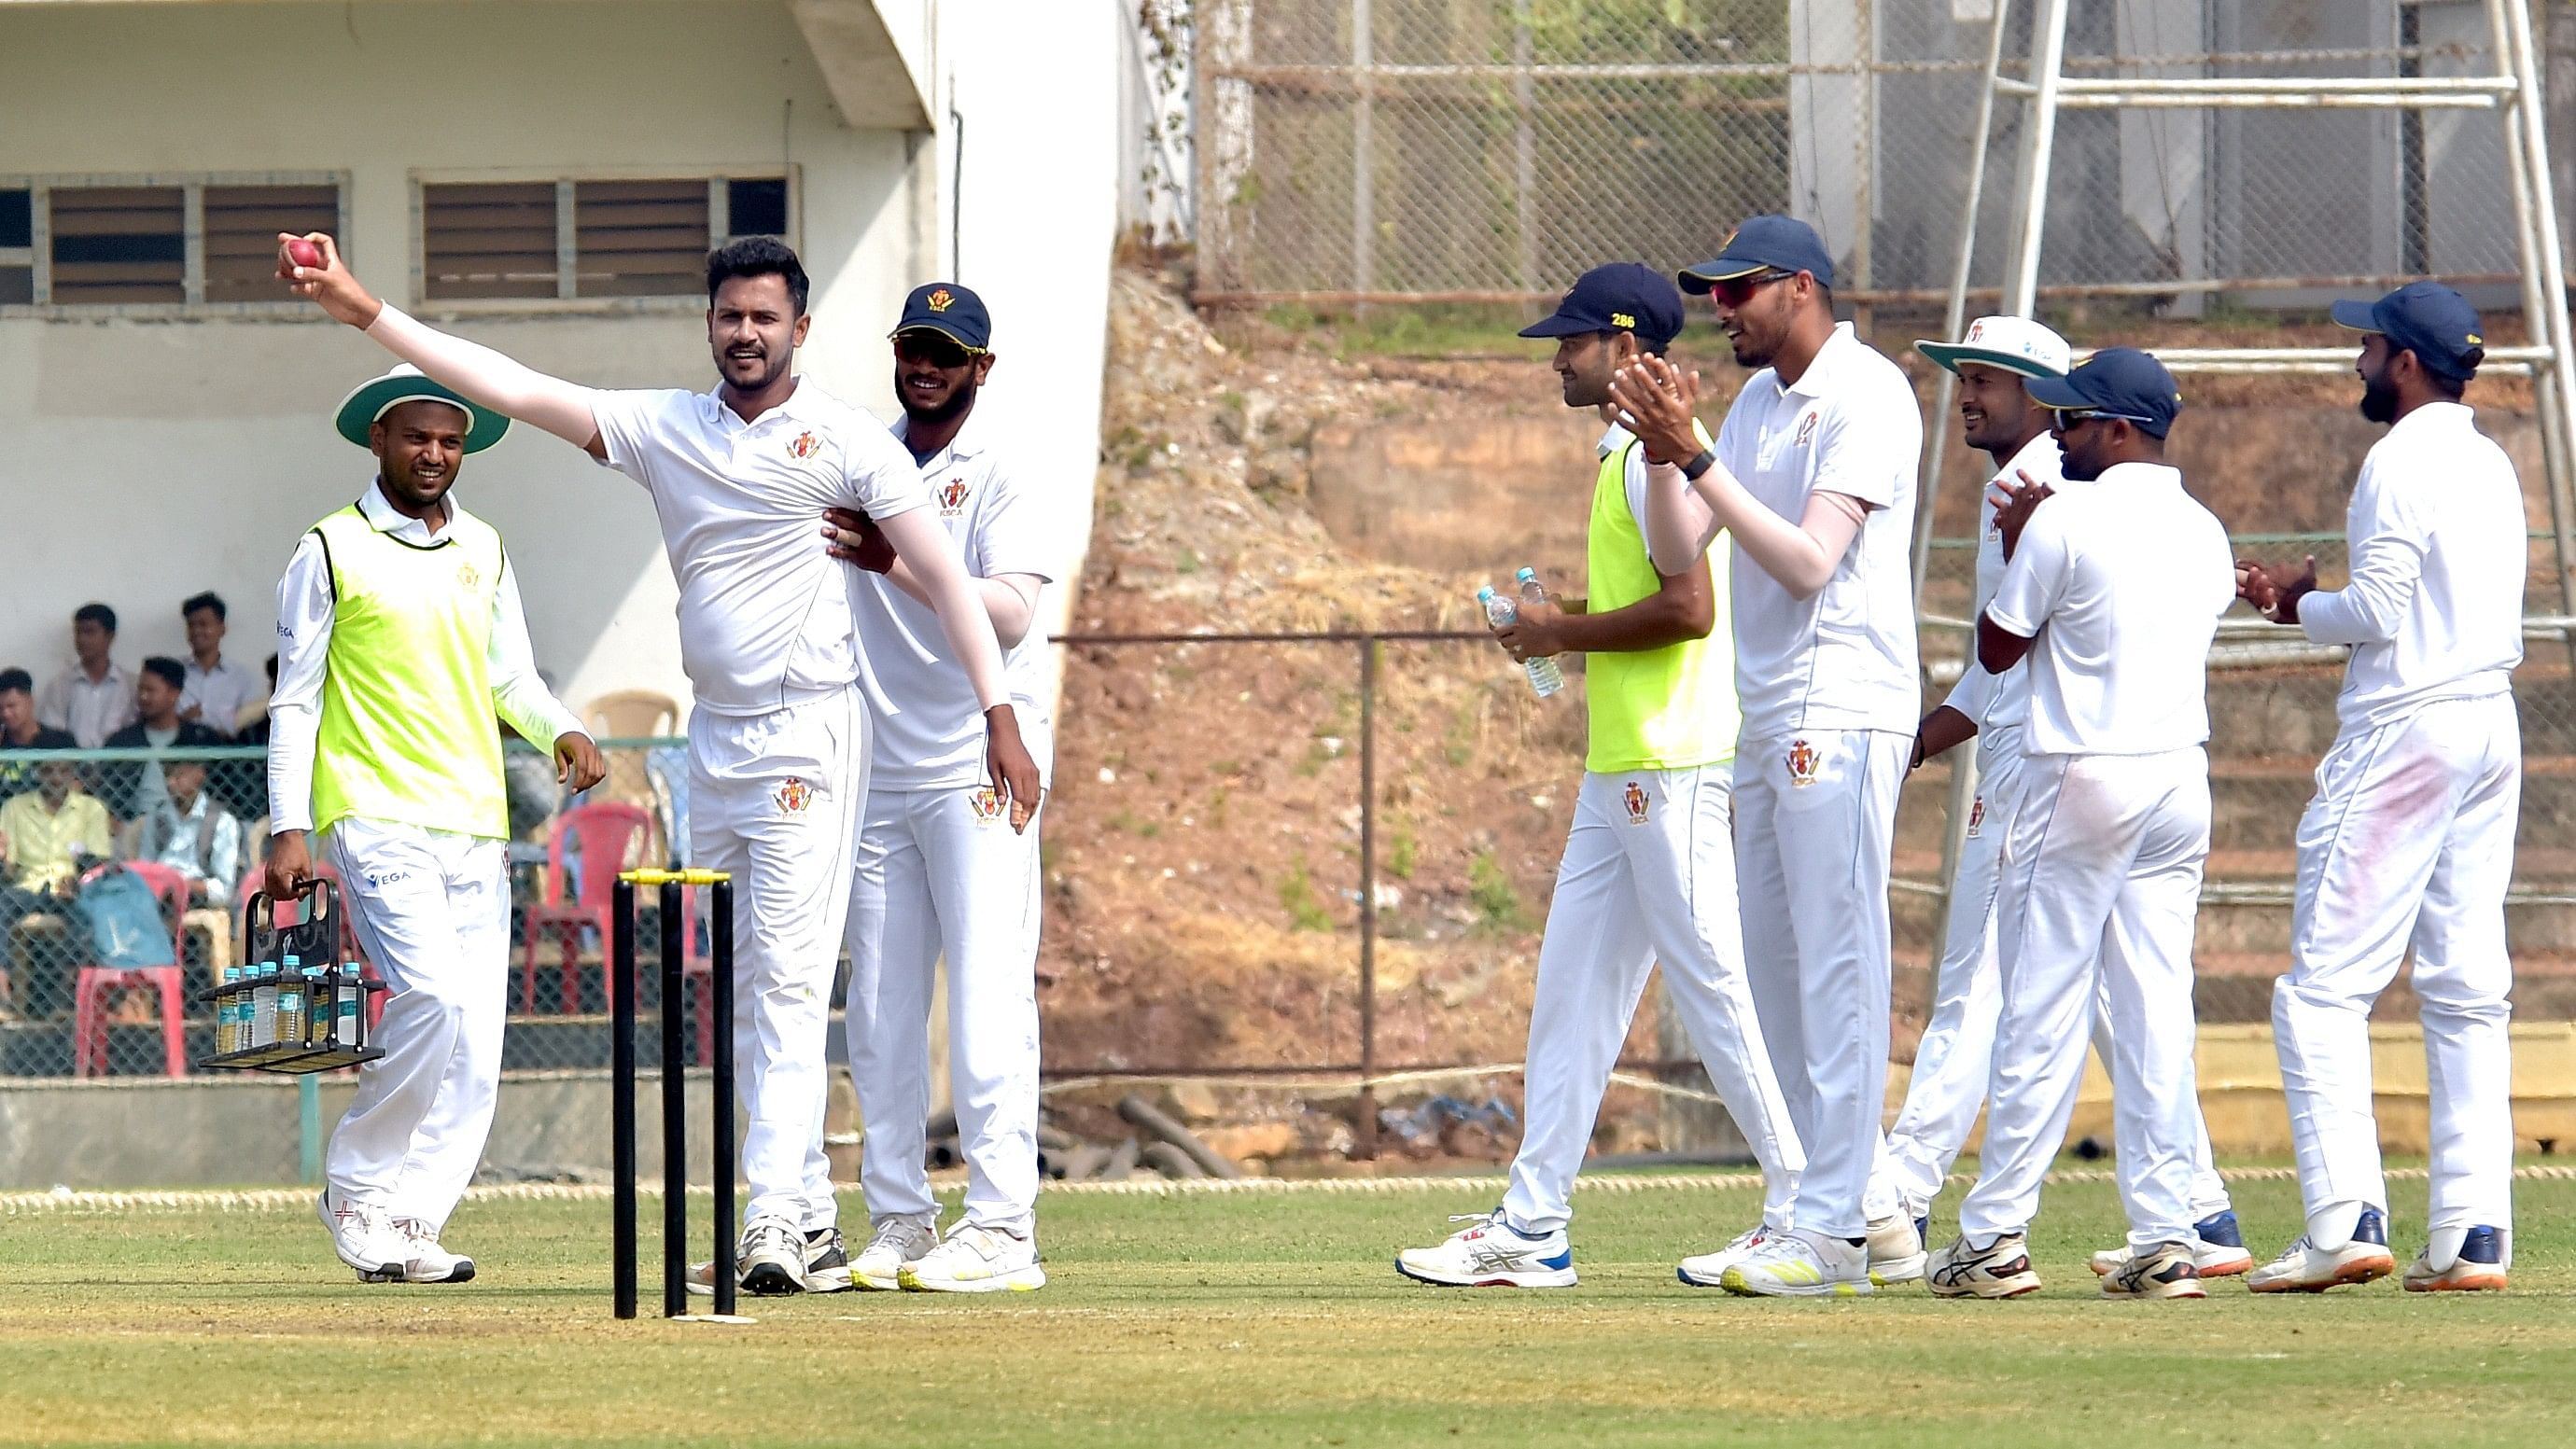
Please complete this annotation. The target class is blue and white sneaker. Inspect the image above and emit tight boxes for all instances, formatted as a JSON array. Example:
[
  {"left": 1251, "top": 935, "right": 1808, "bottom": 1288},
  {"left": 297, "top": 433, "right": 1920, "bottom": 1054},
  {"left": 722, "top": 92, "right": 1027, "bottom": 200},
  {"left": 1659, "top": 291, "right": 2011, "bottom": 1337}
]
[
  {"left": 1396, "top": 1210, "right": 1575, "bottom": 1288},
  {"left": 2248, "top": 1207, "right": 2395, "bottom": 1293},
  {"left": 2404, "top": 1225, "right": 2510, "bottom": 1292},
  {"left": 2092, "top": 1209, "right": 2253, "bottom": 1278}
]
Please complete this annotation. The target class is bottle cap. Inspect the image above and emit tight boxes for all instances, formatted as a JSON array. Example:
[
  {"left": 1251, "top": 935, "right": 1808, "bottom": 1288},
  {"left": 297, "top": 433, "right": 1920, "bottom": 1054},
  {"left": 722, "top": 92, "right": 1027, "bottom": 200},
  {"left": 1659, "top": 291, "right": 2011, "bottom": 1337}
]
[
  {"left": 1517, "top": 566, "right": 1537, "bottom": 582},
  {"left": 1476, "top": 586, "right": 1496, "bottom": 601}
]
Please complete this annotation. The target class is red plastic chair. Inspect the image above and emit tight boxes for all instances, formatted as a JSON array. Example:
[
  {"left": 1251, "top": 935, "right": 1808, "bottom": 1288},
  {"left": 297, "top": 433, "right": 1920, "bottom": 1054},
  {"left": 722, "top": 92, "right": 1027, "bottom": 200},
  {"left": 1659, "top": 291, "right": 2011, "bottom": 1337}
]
[
  {"left": 70, "top": 861, "right": 189, "bottom": 1078},
  {"left": 520, "top": 802, "right": 651, "bottom": 1014}
]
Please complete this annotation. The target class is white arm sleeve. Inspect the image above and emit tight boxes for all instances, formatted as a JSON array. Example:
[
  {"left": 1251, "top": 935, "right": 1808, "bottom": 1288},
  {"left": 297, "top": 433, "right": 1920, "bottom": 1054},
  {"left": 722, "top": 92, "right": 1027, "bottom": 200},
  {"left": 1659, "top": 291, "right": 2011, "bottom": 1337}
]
[
  {"left": 364, "top": 304, "right": 602, "bottom": 449},
  {"left": 874, "top": 509, "right": 1014, "bottom": 711},
  {"left": 265, "top": 533, "right": 337, "bottom": 834},
  {"left": 486, "top": 553, "right": 588, "bottom": 751}
]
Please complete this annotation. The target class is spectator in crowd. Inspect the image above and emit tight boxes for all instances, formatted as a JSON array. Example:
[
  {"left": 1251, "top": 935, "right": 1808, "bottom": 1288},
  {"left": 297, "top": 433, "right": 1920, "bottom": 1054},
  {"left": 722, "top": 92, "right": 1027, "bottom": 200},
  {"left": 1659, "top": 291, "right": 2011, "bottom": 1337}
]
[
  {"left": 178, "top": 592, "right": 263, "bottom": 740},
  {"left": 1, "top": 668, "right": 79, "bottom": 806},
  {"left": 37, "top": 603, "right": 137, "bottom": 749},
  {"left": 101, "top": 658, "right": 226, "bottom": 820},
  {"left": 0, "top": 758, "right": 111, "bottom": 1016},
  {"left": 134, "top": 759, "right": 245, "bottom": 905}
]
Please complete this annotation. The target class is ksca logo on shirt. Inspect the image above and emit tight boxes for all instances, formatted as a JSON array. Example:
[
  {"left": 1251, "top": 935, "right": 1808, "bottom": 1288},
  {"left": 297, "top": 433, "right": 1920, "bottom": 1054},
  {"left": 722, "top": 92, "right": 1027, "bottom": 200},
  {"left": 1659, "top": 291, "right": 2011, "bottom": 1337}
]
[
  {"left": 787, "top": 431, "right": 821, "bottom": 460},
  {"left": 939, "top": 476, "right": 971, "bottom": 516},
  {"left": 1622, "top": 780, "right": 1649, "bottom": 825},
  {"left": 1967, "top": 795, "right": 1985, "bottom": 838},
  {"left": 1793, "top": 411, "right": 1820, "bottom": 447},
  {"left": 969, "top": 787, "right": 1004, "bottom": 825},
  {"left": 1785, "top": 737, "right": 1819, "bottom": 788}
]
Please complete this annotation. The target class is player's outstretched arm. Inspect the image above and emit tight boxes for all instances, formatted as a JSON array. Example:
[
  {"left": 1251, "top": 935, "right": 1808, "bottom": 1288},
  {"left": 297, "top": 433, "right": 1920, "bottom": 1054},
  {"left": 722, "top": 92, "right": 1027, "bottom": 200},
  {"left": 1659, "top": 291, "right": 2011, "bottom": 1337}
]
[
  {"left": 873, "top": 508, "right": 1044, "bottom": 831},
  {"left": 278, "top": 232, "right": 607, "bottom": 457},
  {"left": 1613, "top": 355, "right": 1861, "bottom": 598},
  {"left": 819, "top": 507, "right": 1043, "bottom": 647}
]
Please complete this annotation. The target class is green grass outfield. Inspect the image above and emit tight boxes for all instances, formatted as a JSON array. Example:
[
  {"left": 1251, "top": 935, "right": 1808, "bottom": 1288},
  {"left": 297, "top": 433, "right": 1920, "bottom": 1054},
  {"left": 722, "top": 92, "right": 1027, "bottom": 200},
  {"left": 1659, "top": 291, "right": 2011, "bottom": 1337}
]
[{"left": 4, "top": 1167, "right": 2572, "bottom": 1448}]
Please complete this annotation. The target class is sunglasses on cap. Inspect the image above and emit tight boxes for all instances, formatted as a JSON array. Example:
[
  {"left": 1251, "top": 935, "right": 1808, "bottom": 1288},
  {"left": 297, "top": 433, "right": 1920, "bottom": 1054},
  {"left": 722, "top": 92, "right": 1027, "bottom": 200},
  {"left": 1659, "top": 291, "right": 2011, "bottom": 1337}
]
[
  {"left": 2051, "top": 407, "right": 2155, "bottom": 428},
  {"left": 1708, "top": 269, "right": 1797, "bottom": 308}
]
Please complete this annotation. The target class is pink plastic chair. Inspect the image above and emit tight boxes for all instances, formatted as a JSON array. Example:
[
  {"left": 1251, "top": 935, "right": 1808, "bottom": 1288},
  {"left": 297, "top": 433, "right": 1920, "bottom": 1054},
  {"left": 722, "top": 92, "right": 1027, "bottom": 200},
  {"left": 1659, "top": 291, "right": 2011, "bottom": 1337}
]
[
  {"left": 70, "top": 861, "right": 189, "bottom": 1078},
  {"left": 520, "top": 802, "right": 651, "bottom": 1014}
]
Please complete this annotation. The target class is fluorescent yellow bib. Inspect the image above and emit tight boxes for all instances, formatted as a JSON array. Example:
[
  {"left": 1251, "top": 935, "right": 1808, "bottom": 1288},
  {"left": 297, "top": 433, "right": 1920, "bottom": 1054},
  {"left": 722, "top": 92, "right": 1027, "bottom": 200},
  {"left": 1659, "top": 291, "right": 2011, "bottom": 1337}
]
[
  {"left": 1585, "top": 433, "right": 1739, "bottom": 773},
  {"left": 309, "top": 504, "right": 510, "bottom": 840}
]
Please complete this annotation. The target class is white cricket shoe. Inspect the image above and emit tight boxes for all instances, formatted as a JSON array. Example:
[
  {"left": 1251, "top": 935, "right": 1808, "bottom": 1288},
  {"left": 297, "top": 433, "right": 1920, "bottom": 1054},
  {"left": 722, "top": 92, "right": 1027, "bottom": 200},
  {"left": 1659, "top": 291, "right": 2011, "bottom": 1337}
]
[
  {"left": 1395, "top": 1210, "right": 1575, "bottom": 1289},
  {"left": 900, "top": 1221, "right": 1046, "bottom": 1293},
  {"left": 694, "top": 1224, "right": 860, "bottom": 1296},
  {"left": 2097, "top": 1241, "right": 2204, "bottom": 1300},
  {"left": 1676, "top": 1224, "right": 1772, "bottom": 1289},
  {"left": 315, "top": 1190, "right": 403, "bottom": 1283},
  {"left": 1925, "top": 1233, "right": 2042, "bottom": 1299},
  {"left": 1866, "top": 1213, "right": 1927, "bottom": 1286},
  {"left": 2091, "top": 1209, "right": 2252, "bottom": 1279},
  {"left": 1719, "top": 1227, "right": 1872, "bottom": 1298},
  {"left": 738, "top": 1215, "right": 809, "bottom": 1297},
  {"left": 852, "top": 1219, "right": 940, "bottom": 1292},
  {"left": 388, "top": 1217, "right": 477, "bottom": 1285},
  {"left": 2403, "top": 1226, "right": 2510, "bottom": 1293},
  {"left": 2247, "top": 1208, "right": 2395, "bottom": 1294}
]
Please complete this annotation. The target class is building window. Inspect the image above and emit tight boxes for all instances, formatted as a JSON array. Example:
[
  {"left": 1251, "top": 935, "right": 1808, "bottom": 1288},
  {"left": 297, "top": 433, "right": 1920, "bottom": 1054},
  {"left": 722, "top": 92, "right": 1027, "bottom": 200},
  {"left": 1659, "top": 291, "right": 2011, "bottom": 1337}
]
[
  {"left": 0, "top": 174, "right": 347, "bottom": 312},
  {"left": 418, "top": 173, "right": 793, "bottom": 304}
]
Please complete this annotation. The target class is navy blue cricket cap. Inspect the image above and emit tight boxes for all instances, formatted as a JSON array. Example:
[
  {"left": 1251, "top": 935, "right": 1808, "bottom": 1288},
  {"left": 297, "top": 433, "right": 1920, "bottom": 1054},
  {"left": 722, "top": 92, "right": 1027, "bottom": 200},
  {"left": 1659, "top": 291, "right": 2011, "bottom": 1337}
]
[
  {"left": 1678, "top": 214, "right": 1835, "bottom": 294},
  {"left": 890, "top": 281, "right": 991, "bottom": 353},
  {"left": 2025, "top": 346, "right": 2183, "bottom": 439},
  {"left": 2331, "top": 280, "right": 2485, "bottom": 382},
  {"left": 1519, "top": 262, "right": 1685, "bottom": 345}
]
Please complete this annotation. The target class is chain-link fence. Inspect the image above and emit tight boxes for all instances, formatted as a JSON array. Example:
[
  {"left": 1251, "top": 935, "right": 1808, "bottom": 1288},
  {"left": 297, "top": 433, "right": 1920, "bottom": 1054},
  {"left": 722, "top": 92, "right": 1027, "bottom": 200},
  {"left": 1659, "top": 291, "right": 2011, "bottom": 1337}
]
[{"left": 1191, "top": 0, "right": 2555, "bottom": 308}]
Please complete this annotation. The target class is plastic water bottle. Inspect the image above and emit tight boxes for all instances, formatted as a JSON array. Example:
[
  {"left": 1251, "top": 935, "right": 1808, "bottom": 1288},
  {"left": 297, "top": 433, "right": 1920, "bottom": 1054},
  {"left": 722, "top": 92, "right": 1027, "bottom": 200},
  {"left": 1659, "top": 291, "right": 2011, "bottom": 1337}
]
[
  {"left": 1478, "top": 579, "right": 1565, "bottom": 699},
  {"left": 250, "top": 959, "right": 279, "bottom": 1049},
  {"left": 299, "top": 963, "right": 329, "bottom": 1046},
  {"left": 216, "top": 963, "right": 242, "bottom": 1054},
  {"left": 336, "top": 965, "right": 362, "bottom": 1049},
  {"left": 276, "top": 954, "right": 306, "bottom": 1049}
]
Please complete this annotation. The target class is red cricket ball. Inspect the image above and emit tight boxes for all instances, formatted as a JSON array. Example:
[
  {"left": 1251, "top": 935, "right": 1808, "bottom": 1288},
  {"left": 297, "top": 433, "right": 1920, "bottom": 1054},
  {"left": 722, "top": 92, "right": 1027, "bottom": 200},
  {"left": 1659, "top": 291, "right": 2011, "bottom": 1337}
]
[{"left": 282, "top": 238, "right": 325, "bottom": 272}]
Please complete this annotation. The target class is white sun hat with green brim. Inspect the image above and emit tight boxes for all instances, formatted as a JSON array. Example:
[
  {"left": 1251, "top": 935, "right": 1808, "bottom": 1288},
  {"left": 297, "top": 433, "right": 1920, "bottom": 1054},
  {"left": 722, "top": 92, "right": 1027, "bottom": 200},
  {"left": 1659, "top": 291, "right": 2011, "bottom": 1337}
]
[
  {"left": 1915, "top": 314, "right": 2073, "bottom": 380},
  {"left": 334, "top": 363, "right": 510, "bottom": 452}
]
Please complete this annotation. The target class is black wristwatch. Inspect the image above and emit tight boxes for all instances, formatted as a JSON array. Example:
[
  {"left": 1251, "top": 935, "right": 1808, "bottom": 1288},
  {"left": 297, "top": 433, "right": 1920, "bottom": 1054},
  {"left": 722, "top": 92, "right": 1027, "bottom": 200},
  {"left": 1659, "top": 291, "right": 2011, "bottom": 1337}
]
[{"left": 1681, "top": 449, "right": 1716, "bottom": 481}]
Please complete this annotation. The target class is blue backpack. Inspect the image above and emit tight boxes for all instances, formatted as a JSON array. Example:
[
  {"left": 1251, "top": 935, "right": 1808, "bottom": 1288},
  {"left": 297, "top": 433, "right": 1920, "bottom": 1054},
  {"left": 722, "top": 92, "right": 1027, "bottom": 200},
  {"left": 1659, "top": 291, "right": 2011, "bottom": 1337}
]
[{"left": 76, "top": 868, "right": 176, "bottom": 968}]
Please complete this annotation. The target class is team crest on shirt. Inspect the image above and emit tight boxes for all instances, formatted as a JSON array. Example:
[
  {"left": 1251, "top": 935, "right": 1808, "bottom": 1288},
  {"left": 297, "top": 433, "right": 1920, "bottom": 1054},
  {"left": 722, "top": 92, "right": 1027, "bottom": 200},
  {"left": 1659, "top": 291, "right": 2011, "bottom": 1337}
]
[
  {"left": 969, "top": 787, "right": 1005, "bottom": 825},
  {"left": 788, "top": 431, "right": 821, "bottom": 460},
  {"left": 1785, "top": 738, "right": 1819, "bottom": 788},
  {"left": 1794, "top": 410, "right": 1820, "bottom": 447},
  {"left": 457, "top": 561, "right": 482, "bottom": 590},
  {"left": 1623, "top": 781, "right": 1649, "bottom": 825},
  {"left": 1967, "top": 795, "right": 1985, "bottom": 839},
  {"left": 776, "top": 777, "right": 813, "bottom": 816},
  {"left": 939, "top": 476, "right": 971, "bottom": 516}
]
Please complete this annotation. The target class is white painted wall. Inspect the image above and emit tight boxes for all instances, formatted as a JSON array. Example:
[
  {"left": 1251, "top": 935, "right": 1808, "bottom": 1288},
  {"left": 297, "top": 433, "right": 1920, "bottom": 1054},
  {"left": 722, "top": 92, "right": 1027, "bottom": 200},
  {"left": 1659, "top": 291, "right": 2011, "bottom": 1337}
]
[{"left": 1, "top": 0, "right": 1113, "bottom": 729}]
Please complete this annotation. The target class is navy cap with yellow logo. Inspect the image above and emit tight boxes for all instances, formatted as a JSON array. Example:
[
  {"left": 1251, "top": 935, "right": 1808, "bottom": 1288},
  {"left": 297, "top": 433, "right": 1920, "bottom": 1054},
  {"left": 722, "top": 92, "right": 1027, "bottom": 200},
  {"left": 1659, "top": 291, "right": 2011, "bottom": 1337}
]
[
  {"left": 2331, "top": 280, "right": 2485, "bottom": 382},
  {"left": 890, "top": 281, "right": 992, "bottom": 353},
  {"left": 1518, "top": 262, "right": 1684, "bottom": 346}
]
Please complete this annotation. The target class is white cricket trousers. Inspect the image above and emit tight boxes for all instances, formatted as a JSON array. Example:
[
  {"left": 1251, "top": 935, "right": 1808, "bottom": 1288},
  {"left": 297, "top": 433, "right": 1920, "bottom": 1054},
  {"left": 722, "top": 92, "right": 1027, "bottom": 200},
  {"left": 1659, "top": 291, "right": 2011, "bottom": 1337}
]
[
  {"left": 1881, "top": 725, "right": 2231, "bottom": 1223},
  {"left": 836, "top": 785, "right": 1043, "bottom": 1237},
  {"left": 1963, "top": 746, "right": 2212, "bottom": 1254},
  {"left": 2275, "top": 691, "right": 2520, "bottom": 1256},
  {"left": 689, "top": 687, "right": 869, "bottom": 1230},
  {"left": 1735, "top": 730, "right": 1907, "bottom": 1240},
  {"left": 1501, "top": 767, "right": 1804, "bottom": 1235},
  {"left": 323, "top": 817, "right": 509, "bottom": 1234}
]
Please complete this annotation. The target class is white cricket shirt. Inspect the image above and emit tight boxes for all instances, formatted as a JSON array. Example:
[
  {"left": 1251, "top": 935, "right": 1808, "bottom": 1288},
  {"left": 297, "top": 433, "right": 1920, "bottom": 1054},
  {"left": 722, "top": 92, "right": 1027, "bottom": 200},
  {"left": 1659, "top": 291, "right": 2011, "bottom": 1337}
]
[
  {"left": 854, "top": 412, "right": 1058, "bottom": 791},
  {"left": 590, "top": 381, "right": 929, "bottom": 717},
  {"left": 1713, "top": 322, "right": 1924, "bottom": 739},
  {"left": 2300, "top": 401, "right": 2527, "bottom": 731},
  {"left": 1986, "top": 462, "right": 2233, "bottom": 757},
  {"left": 1942, "top": 431, "right": 2075, "bottom": 733}
]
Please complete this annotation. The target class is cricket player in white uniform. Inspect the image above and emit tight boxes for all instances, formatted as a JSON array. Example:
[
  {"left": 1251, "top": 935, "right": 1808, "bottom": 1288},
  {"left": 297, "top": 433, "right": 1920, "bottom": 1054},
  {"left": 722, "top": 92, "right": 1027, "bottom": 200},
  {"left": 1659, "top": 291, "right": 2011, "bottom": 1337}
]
[
  {"left": 1889, "top": 319, "right": 2249, "bottom": 1281},
  {"left": 813, "top": 283, "right": 1056, "bottom": 1292},
  {"left": 1925, "top": 348, "right": 2234, "bottom": 1302},
  {"left": 273, "top": 366, "right": 605, "bottom": 1284},
  {"left": 281, "top": 233, "right": 1041, "bottom": 1299},
  {"left": 1393, "top": 264, "right": 1803, "bottom": 1289},
  {"left": 2239, "top": 283, "right": 2524, "bottom": 1294},
  {"left": 1612, "top": 216, "right": 1924, "bottom": 1295}
]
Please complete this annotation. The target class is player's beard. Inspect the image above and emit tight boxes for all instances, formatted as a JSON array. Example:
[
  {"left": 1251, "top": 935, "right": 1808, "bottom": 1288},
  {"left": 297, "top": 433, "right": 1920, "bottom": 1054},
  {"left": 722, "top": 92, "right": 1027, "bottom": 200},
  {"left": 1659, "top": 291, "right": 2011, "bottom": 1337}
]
[
  {"left": 2359, "top": 368, "right": 2401, "bottom": 425},
  {"left": 903, "top": 381, "right": 975, "bottom": 427}
]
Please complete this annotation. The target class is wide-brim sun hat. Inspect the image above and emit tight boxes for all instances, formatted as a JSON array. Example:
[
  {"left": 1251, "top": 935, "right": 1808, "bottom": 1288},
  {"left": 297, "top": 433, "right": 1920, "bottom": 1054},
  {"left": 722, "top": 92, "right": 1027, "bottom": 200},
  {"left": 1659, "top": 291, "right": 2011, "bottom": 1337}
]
[{"left": 334, "top": 364, "right": 510, "bottom": 452}]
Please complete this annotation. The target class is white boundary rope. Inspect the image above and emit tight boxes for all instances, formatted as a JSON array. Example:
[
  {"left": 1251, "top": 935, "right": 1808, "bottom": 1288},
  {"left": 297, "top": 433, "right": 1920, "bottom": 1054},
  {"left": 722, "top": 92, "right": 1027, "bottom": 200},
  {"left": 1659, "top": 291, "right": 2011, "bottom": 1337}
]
[{"left": 9, "top": 1163, "right": 2576, "bottom": 1215}]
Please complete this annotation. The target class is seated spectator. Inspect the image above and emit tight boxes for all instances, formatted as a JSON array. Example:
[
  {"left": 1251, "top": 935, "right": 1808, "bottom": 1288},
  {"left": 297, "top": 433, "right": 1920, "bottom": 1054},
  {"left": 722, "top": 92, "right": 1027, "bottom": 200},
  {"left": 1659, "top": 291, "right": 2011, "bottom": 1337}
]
[
  {"left": 36, "top": 603, "right": 136, "bottom": 749},
  {"left": 101, "top": 658, "right": 226, "bottom": 820},
  {"left": 134, "top": 759, "right": 245, "bottom": 905},
  {"left": 177, "top": 592, "right": 262, "bottom": 742},
  {"left": 0, "top": 668, "right": 78, "bottom": 806},
  {"left": 0, "top": 758, "right": 111, "bottom": 1017}
]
